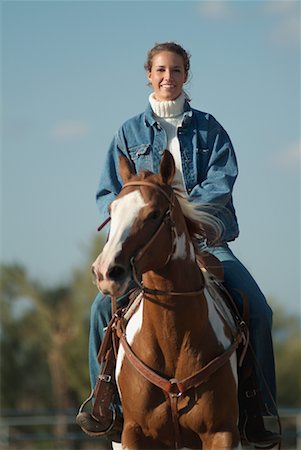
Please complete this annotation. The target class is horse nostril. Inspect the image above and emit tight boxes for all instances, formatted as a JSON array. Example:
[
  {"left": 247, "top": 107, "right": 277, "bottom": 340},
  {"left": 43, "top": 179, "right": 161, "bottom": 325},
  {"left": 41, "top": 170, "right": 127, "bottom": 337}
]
[{"left": 107, "top": 265, "right": 125, "bottom": 281}]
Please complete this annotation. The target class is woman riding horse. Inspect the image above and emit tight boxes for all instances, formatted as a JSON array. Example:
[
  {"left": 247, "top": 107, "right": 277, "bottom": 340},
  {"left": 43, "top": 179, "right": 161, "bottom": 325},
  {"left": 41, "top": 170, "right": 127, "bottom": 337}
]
[
  {"left": 91, "top": 151, "right": 245, "bottom": 448},
  {"left": 77, "top": 42, "right": 280, "bottom": 448}
]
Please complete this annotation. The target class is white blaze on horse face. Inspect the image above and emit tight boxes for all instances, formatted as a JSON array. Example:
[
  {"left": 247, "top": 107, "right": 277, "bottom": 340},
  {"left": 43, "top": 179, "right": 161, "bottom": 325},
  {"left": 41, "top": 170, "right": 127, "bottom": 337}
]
[
  {"left": 98, "top": 191, "right": 147, "bottom": 278},
  {"left": 171, "top": 232, "right": 195, "bottom": 261}
]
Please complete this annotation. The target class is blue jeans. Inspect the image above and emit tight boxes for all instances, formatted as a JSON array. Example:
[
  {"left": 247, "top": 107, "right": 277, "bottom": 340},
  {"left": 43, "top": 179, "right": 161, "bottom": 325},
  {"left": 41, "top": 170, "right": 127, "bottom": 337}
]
[{"left": 89, "top": 244, "right": 277, "bottom": 414}]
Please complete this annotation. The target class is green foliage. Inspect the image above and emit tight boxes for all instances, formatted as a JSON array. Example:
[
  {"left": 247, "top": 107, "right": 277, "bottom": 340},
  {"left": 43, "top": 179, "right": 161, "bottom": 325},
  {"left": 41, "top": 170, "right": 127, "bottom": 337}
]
[
  {"left": 0, "top": 264, "right": 53, "bottom": 410},
  {"left": 0, "top": 234, "right": 105, "bottom": 412},
  {"left": 271, "top": 301, "right": 301, "bottom": 408}
]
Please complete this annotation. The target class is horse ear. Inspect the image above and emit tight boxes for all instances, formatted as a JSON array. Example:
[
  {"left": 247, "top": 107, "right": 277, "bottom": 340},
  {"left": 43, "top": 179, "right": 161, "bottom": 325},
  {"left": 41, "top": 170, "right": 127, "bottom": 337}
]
[
  {"left": 119, "top": 155, "right": 135, "bottom": 183},
  {"left": 160, "top": 150, "right": 175, "bottom": 185}
]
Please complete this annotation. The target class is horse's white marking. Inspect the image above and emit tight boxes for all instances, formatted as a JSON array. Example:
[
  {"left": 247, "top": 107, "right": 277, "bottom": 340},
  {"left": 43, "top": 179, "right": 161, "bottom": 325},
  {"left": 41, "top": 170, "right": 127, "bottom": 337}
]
[
  {"left": 112, "top": 442, "right": 123, "bottom": 450},
  {"left": 98, "top": 191, "right": 147, "bottom": 277},
  {"left": 172, "top": 232, "right": 187, "bottom": 260},
  {"left": 189, "top": 241, "right": 195, "bottom": 261},
  {"left": 171, "top": 232, "right": 195, "bottom": 261},
  {"left": 115, "top": 298, "right": 144, "bottom": 397},
  {"left": 204, "top": 286, "right": 231, "bottom": 349},
  {"left": 203, "top": 271, "right": 238, "bottom": 385}
]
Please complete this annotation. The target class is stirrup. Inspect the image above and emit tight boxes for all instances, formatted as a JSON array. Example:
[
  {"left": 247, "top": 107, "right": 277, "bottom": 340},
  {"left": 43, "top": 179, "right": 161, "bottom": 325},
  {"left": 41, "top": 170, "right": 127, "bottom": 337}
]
[
  {"left": 76, "top": 390, "right": 123, "bottom": 441},
  {"left": 76, "top": 389, "right": 116, "bottom": 436},
  {"left": 77, "top": 389, "right": 94, "bottom": 414},
  {"left": 76, "top": 409, "right": 116, "bottom": 437}
]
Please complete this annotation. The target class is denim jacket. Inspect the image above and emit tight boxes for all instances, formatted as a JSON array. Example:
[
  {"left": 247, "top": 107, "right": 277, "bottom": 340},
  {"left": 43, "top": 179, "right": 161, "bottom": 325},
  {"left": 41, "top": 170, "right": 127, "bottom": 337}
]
[{"left": 96, "top": 100, "right": 239, "bottom": 243}]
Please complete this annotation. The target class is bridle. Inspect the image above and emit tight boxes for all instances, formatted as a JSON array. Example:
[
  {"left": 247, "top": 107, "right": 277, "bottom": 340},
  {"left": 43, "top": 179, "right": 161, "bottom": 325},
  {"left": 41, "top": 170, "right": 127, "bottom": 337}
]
[
  {"left": 122, "top": 180, "right": 177, "bottom": 274},
  {"left": 97, "top": 180, "right": 205, "bottom": 297}
]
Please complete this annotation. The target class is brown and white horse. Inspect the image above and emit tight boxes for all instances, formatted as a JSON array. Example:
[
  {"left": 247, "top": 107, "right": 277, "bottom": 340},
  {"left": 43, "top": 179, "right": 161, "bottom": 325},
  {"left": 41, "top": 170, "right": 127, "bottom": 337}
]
[{"left": 92, "top": 151, "right": 242, "bottom": 449}]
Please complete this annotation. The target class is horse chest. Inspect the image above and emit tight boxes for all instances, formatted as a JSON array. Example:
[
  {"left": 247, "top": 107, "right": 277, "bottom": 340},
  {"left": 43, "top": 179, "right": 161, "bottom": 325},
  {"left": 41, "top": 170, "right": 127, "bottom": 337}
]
[{"left": 115, "top": 299, "right": 144, "bottom": 388}]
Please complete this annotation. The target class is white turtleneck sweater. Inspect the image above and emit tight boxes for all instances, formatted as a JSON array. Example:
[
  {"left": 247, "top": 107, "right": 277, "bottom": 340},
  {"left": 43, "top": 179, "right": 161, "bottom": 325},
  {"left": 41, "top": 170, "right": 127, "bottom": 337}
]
[{"left": 149, "top": 92, "right": 187, "bottom": 194}]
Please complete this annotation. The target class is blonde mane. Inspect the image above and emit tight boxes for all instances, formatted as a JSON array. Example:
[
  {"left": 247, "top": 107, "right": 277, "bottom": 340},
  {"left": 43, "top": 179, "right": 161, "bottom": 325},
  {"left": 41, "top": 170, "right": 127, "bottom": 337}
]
[
  {"left": 173, "top": 188, "right": 225, "bottom": 246},
  {"left": 124, "top": 169, "right": 225, "bottom": 246}
]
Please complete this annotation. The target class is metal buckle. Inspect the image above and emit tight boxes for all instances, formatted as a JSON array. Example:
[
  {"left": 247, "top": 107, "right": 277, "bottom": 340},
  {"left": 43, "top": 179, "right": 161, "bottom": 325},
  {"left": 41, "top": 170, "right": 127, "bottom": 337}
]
[
  {"left": 169, "top": 378, "right": 182, "bottom": 398},
  {"left": 98, "top": 374, "right": 112, "bottom": 383},
  {"left": 245, "top": 389, "right": 257, "bottom": 398}
]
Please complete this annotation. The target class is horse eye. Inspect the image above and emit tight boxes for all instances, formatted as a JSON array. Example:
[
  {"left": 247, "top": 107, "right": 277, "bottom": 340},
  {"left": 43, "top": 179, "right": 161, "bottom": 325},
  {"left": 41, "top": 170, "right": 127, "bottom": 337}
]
[{"left": 148, "top": 210, "right": 161, "bottom": 221}]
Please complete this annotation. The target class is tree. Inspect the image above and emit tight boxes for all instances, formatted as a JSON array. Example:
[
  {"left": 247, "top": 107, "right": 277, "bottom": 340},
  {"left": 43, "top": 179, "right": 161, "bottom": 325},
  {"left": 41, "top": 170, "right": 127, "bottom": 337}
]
[
  {"left": 0, "top": 234, "right": 105, "bottom": 447},
  {"left": 0, "top": 235, "right": 105, "bottom": 413},
  {"left": 0, "top": 264, "right": 53, "bottom": 410},
  {"left": 271, "top": 301, "right": 301, "bottom": 408}
]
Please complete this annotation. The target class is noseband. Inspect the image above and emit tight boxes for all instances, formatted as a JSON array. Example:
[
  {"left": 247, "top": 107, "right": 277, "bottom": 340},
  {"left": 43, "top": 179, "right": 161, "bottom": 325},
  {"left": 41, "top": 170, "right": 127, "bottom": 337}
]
[{"left": 98, "top": 180, "right": 204, "bottom": 297}]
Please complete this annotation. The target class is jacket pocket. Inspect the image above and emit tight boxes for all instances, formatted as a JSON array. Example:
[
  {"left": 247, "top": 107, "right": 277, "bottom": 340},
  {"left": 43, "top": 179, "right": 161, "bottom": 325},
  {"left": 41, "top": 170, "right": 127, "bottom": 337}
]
[
  {"left": 128, "top": 144, "right": 152, "bottom": 172},
  {"left": 128, "top": 144, "right": 151, "bottom": 160}
]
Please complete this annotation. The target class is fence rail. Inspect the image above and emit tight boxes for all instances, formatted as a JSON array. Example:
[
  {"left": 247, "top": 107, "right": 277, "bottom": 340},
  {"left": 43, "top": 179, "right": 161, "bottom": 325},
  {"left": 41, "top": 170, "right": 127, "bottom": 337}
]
[{"left": 0, "top": 408, "right": 300, "bottom": 450}]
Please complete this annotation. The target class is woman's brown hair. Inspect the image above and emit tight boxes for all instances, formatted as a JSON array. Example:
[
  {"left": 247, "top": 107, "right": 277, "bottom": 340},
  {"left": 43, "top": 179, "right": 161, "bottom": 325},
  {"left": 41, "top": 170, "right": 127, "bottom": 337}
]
[{"left": 144, "top": 42, "right": 191, "bottom": 75}]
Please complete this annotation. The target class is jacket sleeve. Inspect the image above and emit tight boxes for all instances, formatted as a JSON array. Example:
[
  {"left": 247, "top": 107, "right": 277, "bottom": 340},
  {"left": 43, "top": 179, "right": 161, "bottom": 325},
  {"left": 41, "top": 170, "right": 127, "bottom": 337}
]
[
  {"left": 189, "top": 118, "right": 238, "bottom": 206},
  {"left": 95, "top": 128, "right": 130, "bottom": 225}
]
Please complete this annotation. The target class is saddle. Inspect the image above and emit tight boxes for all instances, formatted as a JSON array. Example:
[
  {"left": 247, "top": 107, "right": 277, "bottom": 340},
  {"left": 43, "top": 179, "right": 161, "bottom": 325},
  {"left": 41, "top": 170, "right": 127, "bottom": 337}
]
[{"left": 197, "top": 251, "right": 224, "bottom": 282}]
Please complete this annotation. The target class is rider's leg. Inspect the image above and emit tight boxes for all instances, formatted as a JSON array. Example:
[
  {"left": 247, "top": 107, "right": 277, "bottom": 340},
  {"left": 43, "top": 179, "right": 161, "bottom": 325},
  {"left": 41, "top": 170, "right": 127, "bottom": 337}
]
[
  {"left": 204, "top": 243, "right": 276, "bottom": 413},
  {"left": 89, "top": 292, "right": 112, "bottom": 389},
  {"left": 204, "top": 244, "right": 281, "bottom": 446},
  {"left": 203, "top": 244, "right": 282, "bottom": 446},
  {"left": 89, "top": 291, "right": 130, "bottom": 412},
  {"left": 77, "top": 291, "right": 130, "bottom": 439}
]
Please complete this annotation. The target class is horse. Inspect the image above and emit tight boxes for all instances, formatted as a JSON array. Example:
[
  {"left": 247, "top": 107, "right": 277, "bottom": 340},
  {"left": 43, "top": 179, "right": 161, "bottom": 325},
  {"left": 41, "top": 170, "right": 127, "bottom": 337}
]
[{"left": 92, "top": 150, "right": 244, "bottom": 449}]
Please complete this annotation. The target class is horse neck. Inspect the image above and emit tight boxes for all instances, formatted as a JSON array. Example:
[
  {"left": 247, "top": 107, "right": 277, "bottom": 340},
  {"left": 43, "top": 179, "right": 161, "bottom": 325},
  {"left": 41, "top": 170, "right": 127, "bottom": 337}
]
[
  {"left": 142, "top": 201, "right": 202, "bottom": 294},
  {"left": 140, "top": 251, "right": 210, "bottom": 373},
  {"left": 142, "top": 256, "right": 202, "bottom": 295},
  {"left": 138, "top": 209, "right": 229, "bottom": 373}
]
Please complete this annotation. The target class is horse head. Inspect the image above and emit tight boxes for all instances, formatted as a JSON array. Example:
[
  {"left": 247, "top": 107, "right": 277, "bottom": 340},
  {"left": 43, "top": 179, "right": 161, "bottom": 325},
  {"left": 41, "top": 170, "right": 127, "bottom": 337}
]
[{"left": 92, "top": 150, "right": 179, "bottom": 297}]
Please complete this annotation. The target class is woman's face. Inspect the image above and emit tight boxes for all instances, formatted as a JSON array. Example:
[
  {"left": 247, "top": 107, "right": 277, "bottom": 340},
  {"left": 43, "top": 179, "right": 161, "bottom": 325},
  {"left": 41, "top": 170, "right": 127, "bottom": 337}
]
[{"left": 147, "top": 51, "right": 187, "bottom": 101}]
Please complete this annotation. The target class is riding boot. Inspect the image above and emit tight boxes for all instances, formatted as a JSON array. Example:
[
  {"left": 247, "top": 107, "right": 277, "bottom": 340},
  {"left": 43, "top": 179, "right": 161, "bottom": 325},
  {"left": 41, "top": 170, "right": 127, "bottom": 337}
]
[
  {"left": 77, "top": 313, "right": 124, "bottom": 442},
  {"left": 238, "top": 368, "right": 281, "bottom": 448},
  {"left": 76, "top": 407, "right": 123, "bottom": 442}
]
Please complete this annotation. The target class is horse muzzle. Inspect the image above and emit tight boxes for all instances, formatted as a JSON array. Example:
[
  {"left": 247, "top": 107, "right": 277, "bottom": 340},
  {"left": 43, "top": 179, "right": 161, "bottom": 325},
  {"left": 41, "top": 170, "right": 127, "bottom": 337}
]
[{"left": 92, "top": 262, "right": 131, "bottom": 297}]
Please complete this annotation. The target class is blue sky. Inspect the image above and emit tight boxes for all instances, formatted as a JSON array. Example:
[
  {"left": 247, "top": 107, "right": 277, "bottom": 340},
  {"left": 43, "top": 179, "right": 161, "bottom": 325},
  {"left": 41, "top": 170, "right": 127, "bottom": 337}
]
[{"left": 1, "top": 0, "right": 300, "bottom": 319}]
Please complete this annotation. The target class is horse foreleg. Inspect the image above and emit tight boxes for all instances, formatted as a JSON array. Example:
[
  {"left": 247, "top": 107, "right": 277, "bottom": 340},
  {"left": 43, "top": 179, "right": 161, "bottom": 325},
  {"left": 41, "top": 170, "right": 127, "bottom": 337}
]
[
  {"left": 121, "top": 422, "right": 168, "bottom": 450},
  {"left": 201, "top": 431, "right": 241, "bottom": 450}
]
